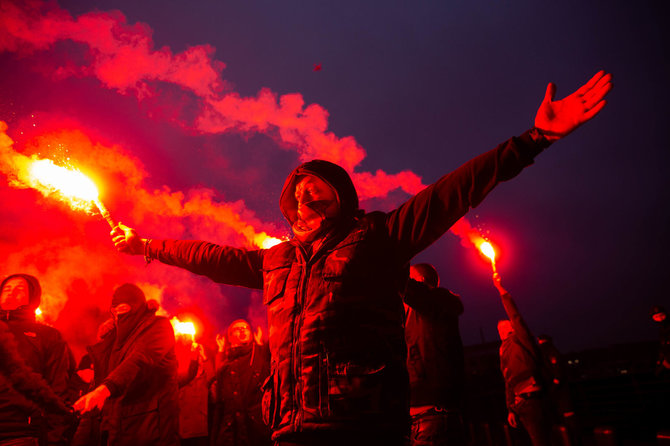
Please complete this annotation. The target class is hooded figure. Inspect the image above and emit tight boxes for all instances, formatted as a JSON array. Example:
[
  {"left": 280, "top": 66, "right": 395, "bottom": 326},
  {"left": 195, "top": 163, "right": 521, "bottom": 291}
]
[
  {"left": 112, "top": 70, "right": 613, "bottom": 444},
  {"left": 74, "top": 283, "right": 179, "bottom": 446},
  {"left": 0, "top": 273, "right": 75, "bottom": 445},
  {"left": 118, "top": 120, "right": 559, "bottom": 445}
]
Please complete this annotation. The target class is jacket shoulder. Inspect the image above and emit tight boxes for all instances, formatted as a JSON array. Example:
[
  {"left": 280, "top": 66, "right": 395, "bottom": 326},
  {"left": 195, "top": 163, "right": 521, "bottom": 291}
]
[{"left": 262, "top": 241, "right": 296, "bottom": 269}]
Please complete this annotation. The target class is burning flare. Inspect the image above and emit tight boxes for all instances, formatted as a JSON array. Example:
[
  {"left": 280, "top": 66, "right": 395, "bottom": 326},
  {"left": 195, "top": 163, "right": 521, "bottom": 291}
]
[
  {"left": 170, "top": 317, "right": 196, "bottom": 342},
  {"left": 478, "top": 241, "right": 497, "bottom": 273},
  {"left": 27, "top": 158, "right": 115, "bottom": 227}
]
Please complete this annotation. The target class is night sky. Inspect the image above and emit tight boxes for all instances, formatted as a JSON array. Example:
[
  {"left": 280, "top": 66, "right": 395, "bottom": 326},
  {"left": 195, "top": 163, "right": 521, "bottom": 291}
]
[{"left": 1, "top": 0, "right": 668, "bottom": 358}]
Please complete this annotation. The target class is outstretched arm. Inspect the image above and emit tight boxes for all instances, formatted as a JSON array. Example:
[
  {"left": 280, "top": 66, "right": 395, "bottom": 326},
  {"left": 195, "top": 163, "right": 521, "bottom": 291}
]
[
  {"left": 534, "top": 70, "right": 612, "bottom": 141},
  {"left": 386, "top": 71, "right": 612, "bottom": 262}
]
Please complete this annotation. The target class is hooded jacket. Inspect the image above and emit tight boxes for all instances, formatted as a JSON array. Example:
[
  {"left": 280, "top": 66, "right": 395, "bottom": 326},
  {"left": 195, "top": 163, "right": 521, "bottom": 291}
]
[
  {"left": 0, "top": 274, "right": 75, "bottom": 445},
  {"left": 145, "top": 129, "right": 550, "bottom": 440}
]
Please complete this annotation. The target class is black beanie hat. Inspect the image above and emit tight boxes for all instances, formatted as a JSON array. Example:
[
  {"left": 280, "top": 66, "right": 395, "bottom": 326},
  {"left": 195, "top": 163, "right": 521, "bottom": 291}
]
[{"left": 111, "top": 283, "right": 146, "bottom": 311}]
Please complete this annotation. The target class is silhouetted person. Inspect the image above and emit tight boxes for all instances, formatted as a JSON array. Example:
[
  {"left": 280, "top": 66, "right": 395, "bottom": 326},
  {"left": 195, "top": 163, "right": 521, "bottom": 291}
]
[
  {"left": 0, "top": 273, "right": 75, "bottom": 446},
  {"left": 494, "top": 273, "right": 553, "bottom": 446},
  {"left": 537, "top": 334, "right": 579, "bottom": 445},
  {"left": 650, "top": 305, "right": 670, "bottom": 375},
  {"left": 111, "top": 71, "right": 611, "bottom": 445},
  {"left": 210, "top": 319, "right": 271, "bottom": 446},
  {"left": 73, "top": 283, "right": 179, "bottom": 446},
  {"left": 404, "top": 263, "right": 466, "bottom": 446}
]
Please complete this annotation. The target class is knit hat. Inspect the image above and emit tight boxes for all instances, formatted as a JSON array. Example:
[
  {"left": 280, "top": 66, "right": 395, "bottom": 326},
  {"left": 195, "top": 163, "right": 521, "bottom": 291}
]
[{"left": 111, "top": 283, "right": 146, "bottom": 311}]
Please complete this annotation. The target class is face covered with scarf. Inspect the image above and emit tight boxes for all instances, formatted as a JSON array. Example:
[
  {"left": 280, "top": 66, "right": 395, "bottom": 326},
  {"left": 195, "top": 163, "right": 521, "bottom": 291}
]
[
  {"left": 279, "top": 160, "right": 360, "bottom": 244},
  {"left": 292, "top": 175, "right": 340, "bottom": 241},
  {"left": 110, "top": 283, "right": 148, "bottom": 347}
]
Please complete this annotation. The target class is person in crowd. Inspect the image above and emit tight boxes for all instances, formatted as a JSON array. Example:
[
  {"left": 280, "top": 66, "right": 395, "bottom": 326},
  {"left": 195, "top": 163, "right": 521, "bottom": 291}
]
[
  {"left": 0, "top": 273, "right": 75, "bottom": 446},
  {"left": 73, "top": 283, "right": 180, "bottom": 446},
  {"left": 210, "top": 319, "right": 271, "bottom": 446},
  {"left": 650, "top": 305, "right": 670, "bottom": 375},
  {"left": 494, "top": 273, "right": 554, "bottom": 446},
  {"left": 404, "top": 263, "right": 466, "bottom": 446},
  {"left": 536, "top": 334, "right": 580, "bottom": 445},
  {"left": 110, "top": 71, "right": 611, "bottom": 445},
  {"left": 176, "top": 329, "right": 214, "bottom": 446}
]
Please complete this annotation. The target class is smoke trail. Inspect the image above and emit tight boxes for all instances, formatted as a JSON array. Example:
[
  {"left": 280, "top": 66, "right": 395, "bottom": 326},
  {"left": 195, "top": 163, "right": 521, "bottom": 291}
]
[
  {"left": 0, "top": 0, "right": 426, "bottom": 199},
  {"left": 0, "top": 119, "right": 282, "bottom": 356}
]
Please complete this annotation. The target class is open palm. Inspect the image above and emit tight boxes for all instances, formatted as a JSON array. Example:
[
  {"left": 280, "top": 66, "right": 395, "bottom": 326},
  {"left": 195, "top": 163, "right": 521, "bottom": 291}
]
[{"left": 535, "top": 70, "right": 612, "bottom": 140}]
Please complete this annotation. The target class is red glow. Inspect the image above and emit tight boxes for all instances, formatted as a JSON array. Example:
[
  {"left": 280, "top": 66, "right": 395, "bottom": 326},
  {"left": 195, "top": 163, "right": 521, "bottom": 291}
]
[{"left": 0, "top": 0, "right": 424, "bottom": 200}]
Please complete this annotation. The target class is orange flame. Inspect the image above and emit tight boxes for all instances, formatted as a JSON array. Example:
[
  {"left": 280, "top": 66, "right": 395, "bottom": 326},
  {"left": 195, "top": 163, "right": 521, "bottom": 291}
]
[
  {"left": 478, "top": 240, "right": 497, "bottom": 272},
  {"left": 170, "top": 317, "right": 196, "bottom": 341},
  {"left": 28, "top": 158, "right": 100, "bottom": 211},
  {"left": 256, "top": 233, "right": 286, "bottom": 250}
]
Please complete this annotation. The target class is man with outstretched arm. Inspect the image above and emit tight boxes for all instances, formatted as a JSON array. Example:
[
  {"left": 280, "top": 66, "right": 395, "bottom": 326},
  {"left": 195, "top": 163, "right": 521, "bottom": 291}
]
[{"left": 111, "top": 71, "right": 611, "bottom": 446}]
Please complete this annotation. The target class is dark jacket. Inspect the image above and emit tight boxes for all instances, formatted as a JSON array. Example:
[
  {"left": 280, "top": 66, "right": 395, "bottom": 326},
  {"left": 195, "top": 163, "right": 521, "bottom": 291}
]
[
  {"left": 404, "top": 279, "right": 465, "bottom": 410},
  {"left": 147, "top": 129, "right": 549, "bottom": 440},
  {"left": 0, "top": 275, "right": 74, "bottom": 445},
  {"left": 88, "top": 309, "right": 180, "bottom": 446},
  {"left": 211, "top": 342, "right": 271, "bottom": 446},
  {"left": 499, "top": 292, "right": 544, "bottom": 412}
]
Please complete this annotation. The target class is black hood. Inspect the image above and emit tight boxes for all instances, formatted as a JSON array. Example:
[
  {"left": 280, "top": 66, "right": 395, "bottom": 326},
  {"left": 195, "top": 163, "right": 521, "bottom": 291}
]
[
  {"left": 0, "top": 273, "right": 42, "bottom": 309},
  {"left": 279, "top": 159, "right": 359, "bottom": 226}
]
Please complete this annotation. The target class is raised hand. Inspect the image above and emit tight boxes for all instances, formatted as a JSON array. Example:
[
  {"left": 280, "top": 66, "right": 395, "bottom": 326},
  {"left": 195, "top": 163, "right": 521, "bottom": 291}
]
[
  {"left": 110, "top": 222, "right": 144, "bottom": 255},
  {"left": 254, "top": 326, "right": 264, "bottom": 346},
  {"left": 534, "top": 70, "right": 612, "bottom": 140},
  {"left": 215, "top": 333, "right": 226, "bottom": 353},
  {"left": 492, "top": 272, "right": 507, "bottom": 296}
]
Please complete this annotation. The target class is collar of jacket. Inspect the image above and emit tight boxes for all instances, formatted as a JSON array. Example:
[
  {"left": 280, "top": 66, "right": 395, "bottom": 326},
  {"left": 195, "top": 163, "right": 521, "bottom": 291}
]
[{"left": 0, "top": 306, "right": 36, "bottom": 322}]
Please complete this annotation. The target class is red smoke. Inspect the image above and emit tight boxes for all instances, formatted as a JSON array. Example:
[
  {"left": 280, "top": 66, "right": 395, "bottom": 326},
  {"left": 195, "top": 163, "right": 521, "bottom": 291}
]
[
  {"left": 0, "top": 0, "right": 425, "bottom": 198},
  {"left": 0, "top": 0, "right": 486, "bottom": 359},
  {"left": 0, "top": 118, "right": 282, "bottom": 357}
]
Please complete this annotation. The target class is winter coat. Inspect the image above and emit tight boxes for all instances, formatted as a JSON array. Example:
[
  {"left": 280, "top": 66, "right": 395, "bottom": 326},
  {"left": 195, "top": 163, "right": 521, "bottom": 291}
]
[
  {"left": 88, "top": 310, "right": 179, "bottom": 446},
  {"left": 146, "top": 129, "right": 550, "bottom": 440},
  {"left": 0, "top": 274, "right": 75, "bottom": 445},
  {"left": 404, "top": 279, "right": 465, "bottom": 410},
  {"left": 210, "top": 343, "right": 271, "bottom": 446}
]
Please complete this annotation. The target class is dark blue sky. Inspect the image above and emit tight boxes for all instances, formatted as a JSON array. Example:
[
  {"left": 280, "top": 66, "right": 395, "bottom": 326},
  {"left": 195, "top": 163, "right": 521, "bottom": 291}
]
[{"left": 1, "top": 0, "right": 668, "bottom": 353}]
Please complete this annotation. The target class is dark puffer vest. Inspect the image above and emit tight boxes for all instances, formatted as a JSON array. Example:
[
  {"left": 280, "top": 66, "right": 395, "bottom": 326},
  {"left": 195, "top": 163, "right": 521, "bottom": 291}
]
[{"left": 147, "top": 130, "right": 549, "bottom": 440}]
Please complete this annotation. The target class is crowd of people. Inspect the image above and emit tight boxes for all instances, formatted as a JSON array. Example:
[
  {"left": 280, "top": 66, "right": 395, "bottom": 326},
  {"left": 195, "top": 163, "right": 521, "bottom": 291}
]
[{"left": 0, "top": 71, "right": 618, "bottom": 446}]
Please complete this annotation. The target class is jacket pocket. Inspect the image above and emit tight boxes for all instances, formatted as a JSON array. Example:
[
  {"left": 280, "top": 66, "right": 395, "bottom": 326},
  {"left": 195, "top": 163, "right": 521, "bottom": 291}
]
[
  {"left": 325, "top": 358, "right": 387, "bottom": 418},
  {"left": 261, "top": 366, "right": 280, "bottom": 429},
  {"left": 262, "top": 264, "right": 291, "bottom": 306}
]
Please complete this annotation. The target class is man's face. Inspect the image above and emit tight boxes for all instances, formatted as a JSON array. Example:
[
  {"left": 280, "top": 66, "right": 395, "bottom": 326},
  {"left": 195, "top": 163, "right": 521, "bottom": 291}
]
[
  {"left": 653, "top": 312, "right": 667, "bottom": 323},
  {"left": 229, "top": 321, "right": 252, "bottom": 347},
  {"left": 498, "top": 320, "right": 514, "bottom": 341},
  {"left": 111, "top": 303, "right": 131, "bottom": 323},
  {"left": 294, "top": 175, "right": 339, "bottom": 226},
  {"left": 0, "top": 277, "right": 30, "bottom": 310}
]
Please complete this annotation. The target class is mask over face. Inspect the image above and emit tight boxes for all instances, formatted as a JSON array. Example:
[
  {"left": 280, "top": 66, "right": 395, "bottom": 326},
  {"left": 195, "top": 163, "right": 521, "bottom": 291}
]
[
  {"left": 292, "top": 175, "right": 340, "bottom": 242},
  {"left": 279, "top": 160, "right": 360, "bottom": 244},
  {"left": 110, "top": 283, "right": 148, "bottom": 349}
]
